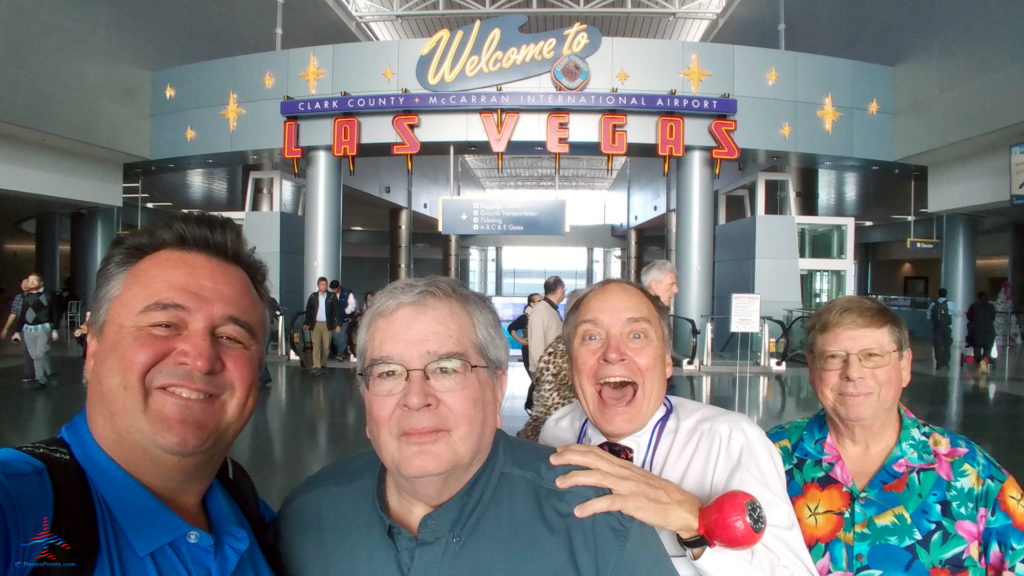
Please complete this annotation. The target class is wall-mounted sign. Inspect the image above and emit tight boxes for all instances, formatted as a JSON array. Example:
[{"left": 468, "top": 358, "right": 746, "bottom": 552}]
[
  {"left": 1012, "top": 143, "right": 1024, "bottom": 206},
  {"left": 439, "top": 198, "right": 566, "bottom": 235},
  {"left": 906, "top": 238, "right": 941, "bottom": 251},
  {"left": 279, "top": 91, "right": 737, "bottom": 117},
  {"left": 416, "top": 16, "right": 602, "bottom": 92}
]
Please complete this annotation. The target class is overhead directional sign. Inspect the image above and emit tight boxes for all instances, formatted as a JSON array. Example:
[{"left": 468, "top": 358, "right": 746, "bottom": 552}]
[
  {"left": 906, "top": 237, "right": 941, "bottom": 251},
  {"left": 440, "top": 198, "right": 566, "bottom": 235}
]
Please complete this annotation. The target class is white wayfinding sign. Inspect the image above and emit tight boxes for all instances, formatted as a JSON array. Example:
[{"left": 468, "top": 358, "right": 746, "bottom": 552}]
[
  {"left": 730, "top": 294, "right": 762, "bottom": 333},
  {"left": 440, "top": 198, "right": 567, "bottom": 236}
]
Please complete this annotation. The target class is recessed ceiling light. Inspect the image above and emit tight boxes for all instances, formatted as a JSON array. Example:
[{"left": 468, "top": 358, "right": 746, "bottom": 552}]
[{"left": 871, "top": 165, "right": 880, "bottom": 170}]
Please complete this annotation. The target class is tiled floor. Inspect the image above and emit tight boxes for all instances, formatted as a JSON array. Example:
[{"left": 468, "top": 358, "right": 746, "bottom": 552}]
[{"left": 1, "top": 338, "right": 1021, "bottom": 509}]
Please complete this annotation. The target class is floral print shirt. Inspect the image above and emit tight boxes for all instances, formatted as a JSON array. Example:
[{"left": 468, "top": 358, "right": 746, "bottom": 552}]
[{"left": 767, "top": 407, "right": 1024, "bottom": 575}]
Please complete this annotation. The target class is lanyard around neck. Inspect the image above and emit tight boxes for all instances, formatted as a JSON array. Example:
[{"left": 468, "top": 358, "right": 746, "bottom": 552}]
[{"left": 576, "top": 397, "right": 673, "bottom": 471}]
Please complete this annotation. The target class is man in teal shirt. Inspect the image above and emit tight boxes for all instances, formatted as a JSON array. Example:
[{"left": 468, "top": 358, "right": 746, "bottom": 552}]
[{"left": 277, "top": 276, "right": 675, "bottom": 575}]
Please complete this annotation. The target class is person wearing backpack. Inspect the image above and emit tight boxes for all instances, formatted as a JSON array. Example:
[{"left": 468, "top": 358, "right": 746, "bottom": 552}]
[
  {"left": 0, "top": 213, "right": 281, "bottom": 575},
  {"left": 927, "top": 288, "right": 961, "bottom": 370}
]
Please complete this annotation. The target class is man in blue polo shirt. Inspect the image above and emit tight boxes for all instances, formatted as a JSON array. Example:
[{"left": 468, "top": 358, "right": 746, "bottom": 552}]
[
  {"left": 0, "top": 213, "right": 278, "bottom": 575},
  {"left": 277, "top": 276, "right": 676, "bottom": 576}
]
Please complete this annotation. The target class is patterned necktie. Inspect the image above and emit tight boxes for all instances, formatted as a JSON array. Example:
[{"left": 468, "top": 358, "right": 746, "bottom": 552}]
[{"left": 598, "top": 441, "right": 634, "bottom": 462}]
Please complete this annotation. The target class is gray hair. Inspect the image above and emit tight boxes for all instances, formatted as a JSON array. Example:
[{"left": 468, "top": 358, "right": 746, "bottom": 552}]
[
  {"left": 355, "top": 276, "right": 509, "bottom": 385},
  {"left": 90, "top": 212, "right": 270, "bottom": 335},
  {"left": 563, "top": 279, "right": 671, "bottom": 357},
  {"left": 805, "top": 295, "right": 909, "bottom": 355},
  {"left": 640, "top": 259, "right": 676, "bottom": 290}
]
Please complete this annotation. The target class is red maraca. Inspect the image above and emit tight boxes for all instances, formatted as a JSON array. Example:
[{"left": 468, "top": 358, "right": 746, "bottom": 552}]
[{"left": 681, "top": 490, "right": 766, "bottom": 551}]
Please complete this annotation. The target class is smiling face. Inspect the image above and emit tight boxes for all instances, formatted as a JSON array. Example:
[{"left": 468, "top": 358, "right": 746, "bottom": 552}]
[
  {"left": 363, "top": 299, "right": 506, "bottom": 496},
  {"left": 809, "top": 326, "right": 912, "bottom": 432},
  {"left": 84, "top": 250, "right": 267, "bottom": 466},
  {"left": 567, "top": 282, "right": 672, "bottom": 442}
]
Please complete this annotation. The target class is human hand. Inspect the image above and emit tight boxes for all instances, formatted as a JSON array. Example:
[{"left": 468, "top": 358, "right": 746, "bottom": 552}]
[
  {"left": 51, "top": 330, "right": 59, "bottom": 342},
  {"left": 550, "top": 444, "right": 703, "bottom": 538},
  {"left": 12, "top": 332, "right": 21, "bottom": 343}
]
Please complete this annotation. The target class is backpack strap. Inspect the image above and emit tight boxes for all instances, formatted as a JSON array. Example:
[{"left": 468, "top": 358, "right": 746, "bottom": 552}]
[
  {"left": 15, "top": 437, "right": 98, "bottom": 575},
  {"left": 15, "top": 439, "right": 282, "bottom": 576},
  {"left": 216, "top": 459, "right": 284, "bottom": 575}
]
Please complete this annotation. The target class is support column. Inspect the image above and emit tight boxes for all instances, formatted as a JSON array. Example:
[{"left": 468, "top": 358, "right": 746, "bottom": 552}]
[
  {"left": 443, "top": 235, "right": 460, "bottom": 280},
  {"left": 854, "top": 242, "right": 870, "bottom": 295},
  {"left": 674, "top": 150, "right": 715, "bottom": 356},
  {"left": 34, "top": 213, "right": 61, "bottom": 292},
  {"left": 304, "top": 149, "right": 342, "bottom": 292},
  {"left": 70, "top": 208, "right": 117, "bottom": 309},
  {"left": 586, "top": 247, "right": 595, "bottom": 286},
  {"left": 626, "top": 228, "right": 641, "bottom": 283},
  {"left": 390, "top": 208, "right": 412, "bottom": 281},
  {"left": 1009, "top": 224, "right": 1024, "bottom": 310},
  {"left": 494, "top": 246, "right": 503, "bottom": 295},
  {"left": 942, "top": 214, "right": 975, "bottom": 345}
]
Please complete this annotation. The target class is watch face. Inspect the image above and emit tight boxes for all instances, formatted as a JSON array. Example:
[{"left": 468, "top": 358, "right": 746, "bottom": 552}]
[{"left": 746, "top": 499, "right": 767, "bottom": 533}]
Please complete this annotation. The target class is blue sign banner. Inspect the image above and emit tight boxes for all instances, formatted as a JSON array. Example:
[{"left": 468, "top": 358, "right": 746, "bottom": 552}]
[
  {"left": 416, "top": 16, "right": 602, "bottom": 92},
  {"left": 280, "top": 92, "right": 737, "bottom": 117},
  {"left": 440, "top": 198, "right": 566, "bottom": 236}
]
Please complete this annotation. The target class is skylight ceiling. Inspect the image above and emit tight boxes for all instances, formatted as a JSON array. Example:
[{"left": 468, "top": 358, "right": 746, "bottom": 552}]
[{"left": 323, "top": 0, "right": 728, "bottom": 42}]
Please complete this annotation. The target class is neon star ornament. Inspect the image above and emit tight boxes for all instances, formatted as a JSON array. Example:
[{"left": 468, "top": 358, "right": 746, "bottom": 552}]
[
  {"left": 382, "top": 65, "right": 395, "bottom": 82},
  {"left": 219, "top": 92, "right": 246, "bottom": 132},
  {"left": 816, "top": 93, "right": 843, "bottom": 135},
  {"left": 867, "top": 98, "right": 880, "bottom": 116},
  {"left": 263, "top": 72, "right": 276, "bottom": 89},
  {"left": 780, "top": 122, "right": 792, "bottom": 140},
  {"left": 185, "top": 125, "right": 196, "bottom": 142},
  {"left": 680, "top": 53, "right": 711, "bottom": 94},
  {"left": 299, "top": 53, "right": 326, "bottom": 94},
  {"left": 164, "top": 84, "right": 176, "bottom": 100},
  {"left": 615, "top": 68, "right": 630, "bottom": 85},
  {"left": 766, "top": 66, "right": 778, "bottom": 86}
]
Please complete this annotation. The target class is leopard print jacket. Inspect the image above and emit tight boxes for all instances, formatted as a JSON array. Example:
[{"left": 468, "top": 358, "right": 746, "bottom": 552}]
[{"left": 518, "top": 336, "right": 576, "bottom": 441}]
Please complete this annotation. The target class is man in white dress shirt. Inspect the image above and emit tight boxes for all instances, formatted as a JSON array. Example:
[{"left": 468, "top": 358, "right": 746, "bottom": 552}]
[{"left": 539, "top": 280, "right": 815, "bottom": 575}]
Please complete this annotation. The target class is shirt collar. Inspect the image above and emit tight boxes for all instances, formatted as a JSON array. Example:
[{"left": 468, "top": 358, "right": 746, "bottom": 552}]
[{"left": 61, "top": 412, "right": 251, "bottom": 556}]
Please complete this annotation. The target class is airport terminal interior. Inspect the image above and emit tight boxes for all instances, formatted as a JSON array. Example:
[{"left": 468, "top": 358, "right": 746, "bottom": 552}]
[{"left": 2, "top": 0, "right": 1024, "bottom": 512}]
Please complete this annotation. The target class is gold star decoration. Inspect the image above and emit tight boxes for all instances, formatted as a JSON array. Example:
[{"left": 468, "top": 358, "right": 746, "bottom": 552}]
[
  {"left": 867, "top": 98, "right": 880, "bottom": 116},
  {"left": 219, "top": 92, "right": 246, "bottom": 132},
  {"left": 263, "top": 72, "right": 276, "bottom": 89},
  {"left": 816, "top": 93, "right": 843, "bottom": 135},
  {"left": 766, "top": 66, "right": 778, "bottom": 86},
  {"left": 382, "top": 65, "right": 395, "bottom": 82},
  {"left": 299, "top": 53, "right": 326, "bottom": 94},
  {"left": 164, "top": 84, "right": 176, "bottom": 100},
  {"left": 679, "top": 53, "right": 711, "bottom": 94},
  {"left": 780, "top": 122, "right": 792, "bottom": 140},
  {"left": 185, "top": 125, "right": 196, "bottom": 142},
  {"left": 615, "top": 68, "right": 630, "bottom": 85}
]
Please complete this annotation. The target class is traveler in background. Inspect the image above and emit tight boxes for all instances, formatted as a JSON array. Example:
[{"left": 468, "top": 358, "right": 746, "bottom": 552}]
[
  {"left": 348, "top": 290, "right": 374, "bottom": 362},
  {"left": 641, "top": 259, "right": 679, "bottom": 307},
  {"left": 0, "top": 278, "right": 36, "bottom": 386},
  {"left": 0, "top": 212, "right": 279, "bottom": 575},
  {"left": 276, "top": 276, "right": 676, "bottom": 576},
  {"left": 329, "top": 279, "right": 357, "bottom": 361},
  {"left": 507, "top": 293, "right": 542, "bottom": 373},
  {"left": 303, "top": 276, "right": 339, "bottom": 375},
  {"left": 11, "top": 273, "right": 61, "bottom": 389},
  {"left": 768, "top": 295, "right": 1024, "bottom": 573},
  {"left": 527, "top": 276, "right": 565, "bottom": 375},
  {"left": 966, "top": 291, "right": 997, "bottom": 375},
  {"left": 927, "top": 287, "right": 960, "bottom": 370}
]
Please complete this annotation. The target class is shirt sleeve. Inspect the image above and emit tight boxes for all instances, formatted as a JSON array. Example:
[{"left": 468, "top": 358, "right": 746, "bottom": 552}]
[{"left": 683, "top": 421, "right": 817, "bottom": 576}]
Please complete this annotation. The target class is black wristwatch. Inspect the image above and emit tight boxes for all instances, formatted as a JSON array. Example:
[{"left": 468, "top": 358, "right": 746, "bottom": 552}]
[{"left": 676, "top": 533, "right": 709, "bottom": 560}]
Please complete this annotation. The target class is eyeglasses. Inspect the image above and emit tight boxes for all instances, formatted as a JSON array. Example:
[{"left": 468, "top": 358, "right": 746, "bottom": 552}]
[
  {"left": 813, "top": 348, "right": 901, "bottom": 371},
  {"left": 358, "top": 358, "right": 487, "bottom": 396}
]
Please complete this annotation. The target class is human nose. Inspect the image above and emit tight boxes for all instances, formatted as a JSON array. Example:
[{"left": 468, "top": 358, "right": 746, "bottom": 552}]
[
  {"left": 599, "top": 337, "right": 626, "bottom": 364},
  {"left": 174, "top": 331, "right": 224, "bottom": 374},
  {"left": 838, "top": 353, "right": 866, "bottom": 378},
  {"left": 400, "top": 368, "right": 437, "bottom": 409}
]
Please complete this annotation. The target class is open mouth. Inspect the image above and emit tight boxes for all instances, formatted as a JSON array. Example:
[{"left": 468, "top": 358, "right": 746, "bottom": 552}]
[
  {"left": 597, "top": 377, "right": 637, "bottom": 407},
  {"left": 163, "top": 386, "right": 213, "bottom": 400}
]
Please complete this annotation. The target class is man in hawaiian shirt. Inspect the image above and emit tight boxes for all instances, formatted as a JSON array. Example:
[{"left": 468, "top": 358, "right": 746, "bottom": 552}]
[{"left": 768, "top": 295, "right": 1024, "bottom": 573}]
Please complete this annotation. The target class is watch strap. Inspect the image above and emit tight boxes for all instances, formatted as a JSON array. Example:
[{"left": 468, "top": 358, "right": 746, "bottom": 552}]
[{"left": 676, "top": 533, "right": 710, "bottom": 549}]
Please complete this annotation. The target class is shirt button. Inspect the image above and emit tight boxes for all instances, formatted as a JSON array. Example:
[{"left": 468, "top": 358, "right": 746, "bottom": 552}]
[
  {"left": 858, "top": 494, "right": 867, "bottom": 504},
  {"left": 186, "top": 531, "right": 200, "bottom": 544},
  {"left": 452, "top": 534, "right": 462, "bottom": 544},
  {"left": 855, "top": 553, "right": 865, "bottom": 563}
]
